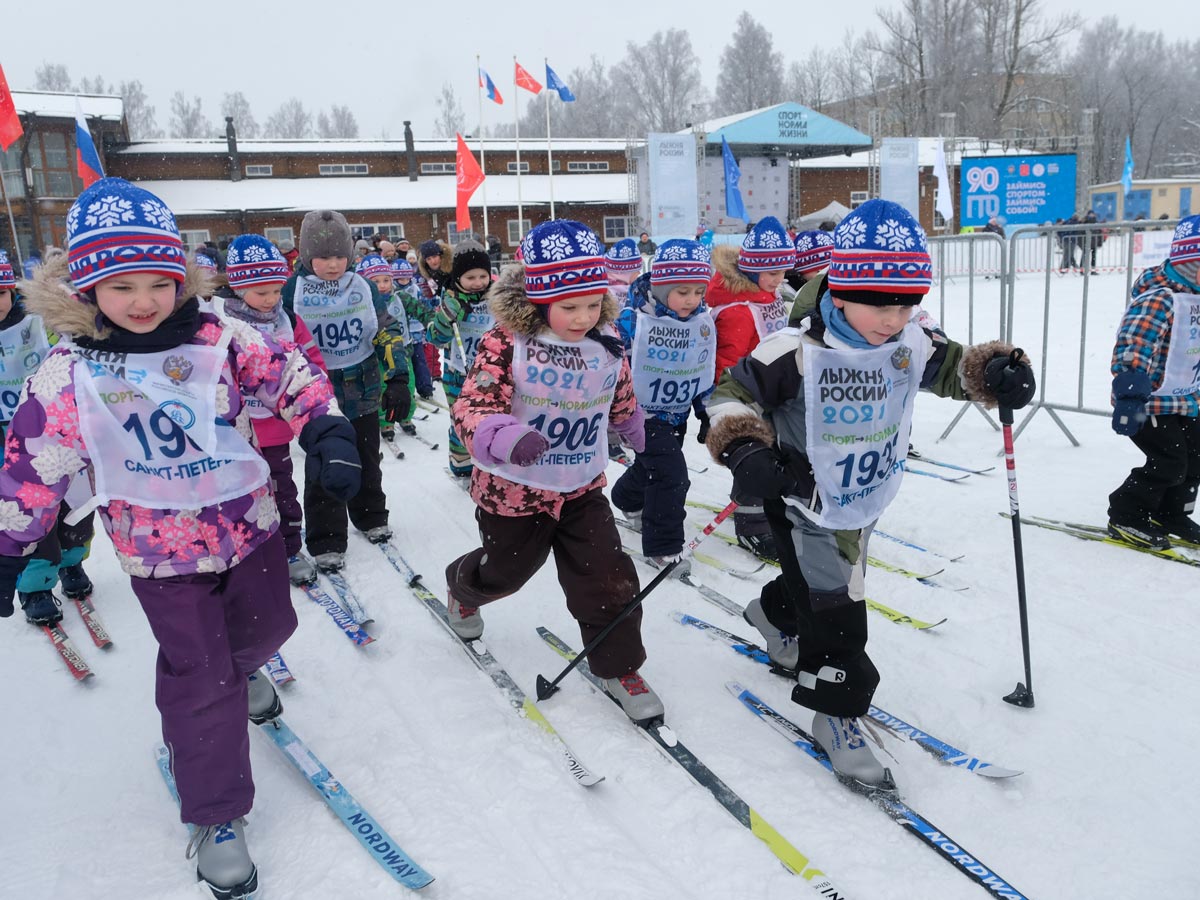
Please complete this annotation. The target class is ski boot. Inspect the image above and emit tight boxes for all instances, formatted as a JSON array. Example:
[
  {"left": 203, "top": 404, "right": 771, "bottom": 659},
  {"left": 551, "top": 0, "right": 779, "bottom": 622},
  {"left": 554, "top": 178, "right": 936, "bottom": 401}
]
[
  {"left": 364, "top": 525, "right": 392, "bottom": 544},
  {"left": 651, "top": 554, "right": 690, "bottom": 579},
  {"left": 743, "top": 596, "right": 798, "bottom": 671},
  {"left": 287, "top": 555, "right": 317, "bottom": 587},
  {"left": 58, "top": 563, "right": 93, "bottom": 600},
  {"left": 618, "top": 509, "right": 643, "bottom": 531},
  {"left": 1107, "top": 516, "right": 1170, "bottom": 551},
  {"left": 19, "top": 590, "right": 62, "bottom": 626},
  {"left": 446, "top": 591, "right": 484, "bottom": 640},
  {"left": 736, "top": 532, "right": 780, "bottom": 564},
  {"left": 811, "top": 712, "right": 895, "bottom": 795},
  {"left": 400, "top": 423, "right": 418, "bottom": 436},
  {"left": 247, "top": 671, "right": 282, "bottom": 725},
  {"left": 603, "top": 670, "right": 665, "bottom": 725},
  {"left": 312, "top": 551, "right": 345, "bottom": 573},
  {"left": 1152, "top": 516, "right": 1200, "bottom": 548},
  {"left": 380, "top": 425, "right": 396, "bottom": 442},
  {"left": 187, "top": 818, "right": 259, "bottom": 900}
]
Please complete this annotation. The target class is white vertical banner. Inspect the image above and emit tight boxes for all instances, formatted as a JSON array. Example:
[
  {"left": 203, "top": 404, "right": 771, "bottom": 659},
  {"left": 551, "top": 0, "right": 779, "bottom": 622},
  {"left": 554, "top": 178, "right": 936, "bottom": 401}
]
[
  {"left": 647, "top": 133, "right": 698, "bottom": 239},
  {"left": 933, "top": 138, "right": 955, "bottom": 226},
  {"left": 880, "top": 137, "right": 920, "bottom": 219}
]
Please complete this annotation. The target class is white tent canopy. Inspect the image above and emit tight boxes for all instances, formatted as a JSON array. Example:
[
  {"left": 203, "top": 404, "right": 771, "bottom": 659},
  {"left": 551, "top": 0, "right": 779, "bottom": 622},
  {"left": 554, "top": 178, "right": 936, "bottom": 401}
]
[{"left": 793, "top": 200, "right": 851, "bottom": 231}]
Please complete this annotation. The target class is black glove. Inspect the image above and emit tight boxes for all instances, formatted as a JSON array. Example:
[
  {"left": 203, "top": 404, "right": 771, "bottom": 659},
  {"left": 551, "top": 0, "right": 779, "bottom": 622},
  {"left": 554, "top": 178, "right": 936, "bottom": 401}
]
[
  {"left": 1111, "top": 369, "right": 1152, "bottom": 436},
  {"left": 983, "top": 353, "right": 1036, "bottom": 409},
  {"left": 720, "top": 438, "right": 796, "bottom": 503},
  {"left": 299, "top": 415, "right": 362, "bottom": 501},
  {"left": 382, "top": 376, "right": 412, "bottom": 424},
  {"left": 0, "top": 555, "right": 29, "bottom": 618}
]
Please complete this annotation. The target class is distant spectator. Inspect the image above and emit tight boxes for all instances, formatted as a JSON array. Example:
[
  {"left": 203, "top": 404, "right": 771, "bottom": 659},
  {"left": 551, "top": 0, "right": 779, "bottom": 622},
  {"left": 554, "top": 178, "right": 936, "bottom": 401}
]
[
  {"left": 1082, "top": 210, "right": 1102, "bottom": 272},
  {"left": 486, "top": 234, "right": 502, "bottom": 266},
  {"left": 354, "top": 239, "right": 372, "bottom": 260},
  {"left": 396, "top": 238, "right": 412, "bottom": 257},
  {"left": 818, "top": 220, "right": 837, "bottom": 232},
  {"left": 278, "top": 239, "right": 299, "bottom": 271},
  {"left": 982, "top": 217, "right": 1005, "bottom": 236},
  {"left": 1058, "top": 215, "right": 1080, "bottom": 272},
  {"left": 637, "top": 231, "right": 657, "bottom": 272},
  {"left": 379, "top": 240, "right": 397, "bottom": 261}
]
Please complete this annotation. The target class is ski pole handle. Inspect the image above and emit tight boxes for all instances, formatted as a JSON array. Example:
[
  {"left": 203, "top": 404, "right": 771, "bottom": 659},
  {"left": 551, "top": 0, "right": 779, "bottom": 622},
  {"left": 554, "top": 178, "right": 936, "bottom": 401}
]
[{"left": 998, "top": 347, "right": 1025, "bottom": 427}]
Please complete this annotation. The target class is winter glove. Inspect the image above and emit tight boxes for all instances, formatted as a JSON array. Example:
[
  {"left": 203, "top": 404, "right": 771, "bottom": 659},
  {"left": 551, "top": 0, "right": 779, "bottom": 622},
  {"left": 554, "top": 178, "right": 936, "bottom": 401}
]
[
  {"left": 438, "top": 292, "right": 469, "bottom": 325},
  {"left": 474, "top": 414, "right": 550, "bottom": 467},
  {"left": 720, "top": 437, "right": 796, "bottom": 504},
  {"left": 1111, "top": 369, "right": 1153, "bottom": 436},
  {"left": 381, "top": 376, "right": 412, "bottom": 424},
  {"left": 610, "top": 406, "right": 647, "bottom": 454},
  {"left": 983, "top": 352, "right": 1036, "bottom": 409},
  {"left": 0, "top": 555, "right": 29, "bottom": 618},
  {"left": 299, "top": 414, "right": 362, "bottom": 501}
]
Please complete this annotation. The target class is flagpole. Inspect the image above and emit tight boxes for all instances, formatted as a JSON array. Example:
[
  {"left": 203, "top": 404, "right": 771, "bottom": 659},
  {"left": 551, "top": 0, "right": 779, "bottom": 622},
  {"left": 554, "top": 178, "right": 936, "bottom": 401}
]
[
  {"left": 0, "top": 161, "right": 24, "bottom": 275},
  {"left": 476, "top": 54, "right": 489, "bottom": 240},
  {"left": 513, "top": 57, "right": 524, "bottom": 241},
  {"left": 545, "top": 58, "right": 555, "bottom": 220}
]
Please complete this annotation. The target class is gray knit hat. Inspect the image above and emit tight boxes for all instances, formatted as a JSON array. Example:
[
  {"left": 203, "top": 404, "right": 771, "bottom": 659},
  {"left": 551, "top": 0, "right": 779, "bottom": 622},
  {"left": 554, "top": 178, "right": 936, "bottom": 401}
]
[{"left": 299, "top": 209, "right": 353, "bottom": 270}]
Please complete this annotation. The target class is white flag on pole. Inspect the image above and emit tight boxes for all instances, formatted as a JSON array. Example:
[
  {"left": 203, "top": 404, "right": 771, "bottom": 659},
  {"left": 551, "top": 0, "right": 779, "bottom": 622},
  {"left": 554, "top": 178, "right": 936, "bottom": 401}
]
[{"left": 933, "top": 139, "right": 954, "bottom": 225}]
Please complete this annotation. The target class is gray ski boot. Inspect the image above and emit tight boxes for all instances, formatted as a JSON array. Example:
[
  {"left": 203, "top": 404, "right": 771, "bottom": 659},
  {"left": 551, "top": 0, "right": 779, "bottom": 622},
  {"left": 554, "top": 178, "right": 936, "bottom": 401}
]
[
  {"left": 602, "top": 670, "right": 665, "bottom": 725},
  {"left": 743, "top": 597, "right": 798, "bottom": 670},
  {"left": 187, "top": 818, "right": 259, "bottom": 900},
  {"left": 446, "top": 591, "right": 484, "bottom": 640},
  {"left": 364, "top": 525, "right": 392, "bottom": 544},
  {"left": 287, "top": 555, "right": 317, "bottom": 586},
  {"left": 619, "top": 509, "right": 643, "bottom": 531},
  {"left": 247, "top": 671, "right": 282, "bottom": 725},
  {"left": 811, "top": 712, "right": 895, "bottom": 794},
  {"left": 312, "top": 551, "right": 345, "bottom": 573}
]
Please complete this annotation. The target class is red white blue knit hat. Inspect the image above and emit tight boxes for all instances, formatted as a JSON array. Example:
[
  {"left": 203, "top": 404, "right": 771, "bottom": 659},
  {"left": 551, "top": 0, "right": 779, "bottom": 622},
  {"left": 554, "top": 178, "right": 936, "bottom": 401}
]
[
  {"left": 226, "top": 235, "right": 291, "bottom": 289},
  {"left": 193, "top": 251, "right": 217, "bottom": 272},
  {"left": 391, "top": 259, "right": 414, "bottom": 278},
  {"left": 650, "top": 239, "right": 712, "bottom": 286},
  {"left": 520, "top": 220, "right": 607, "bottom": 304},
  {"left": 737, "top": 216, "right": 797, "bottom": 272},
  {"left": 65, "top": 177, "right": 187, "bottom": 291},
  {"left": 793, "top": 230, "right": 834, "bottom": 274},
  {"left": 827, "top": 199, "right": 932, "bottom": 296},
  {"left": 0, "top": 250, "right": 14, "bottom": 288},
  {"left": 605, "top": 238, "right": 642, "bottom": 274},
  {"left": 1169, "top": 215, "right": 1200, "bottom": 265},
  {"left": 355, "top": 253, "right": 392, "bottom": 281}
]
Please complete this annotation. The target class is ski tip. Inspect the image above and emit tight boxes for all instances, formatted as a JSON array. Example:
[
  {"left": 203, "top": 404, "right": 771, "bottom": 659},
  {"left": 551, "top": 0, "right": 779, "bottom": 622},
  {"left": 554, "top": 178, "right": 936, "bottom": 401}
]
[{"left": 724, "top": 681, "right": 748, "bottom": 697}]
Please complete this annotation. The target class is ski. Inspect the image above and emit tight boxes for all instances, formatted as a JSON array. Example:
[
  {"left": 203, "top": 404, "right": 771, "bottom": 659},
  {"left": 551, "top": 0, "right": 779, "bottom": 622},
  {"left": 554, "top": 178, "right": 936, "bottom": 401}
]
[
  {"left": 673, "top": 613, "right": 1018, "bottom": 778},
  {"left": 293, "top": 582, "right": 375, "bottom": 647},
  {"left": 402, "top": 430, "right": 440, "bottom": 451},
  {"left": 614, "top": 517, "right": 765, "bottom": 580},
  {"left": 535, "top": 627, "right": 850, "bottom": 895},
  {"left": 373, "top": 540, "right": 604, "bottom": 788},
  {"left": 1004, "top": 513, "right": 1200, "bottom": 569},
  {"left": 728, "top": 684, "right": 1031, "bottom": 900},
  {"left": 907, "top": 450, "right": 995, "bottom": 475},
  {"left": 907, "top": 465, "right": 971, "bottom": 483},
  {"left": 874, "top": 529, "right": 965, "bottom": 563},
  {"left": 264, "top": 652, "right": 295, "bottom": 687},
  {"left": 416, "top": 396, "right": 448, "bottom": 412},
  {"left": 381, "top": 436, "right": 406, "bottom": 460},
  {"left": 611, "top": 455, "right": 707, "bottom": 475},
  {"left": 257, "top": 717, "right": 435, "bottom": 890},
  {"left": 68, "top": 593, "right": 112, "bottom": 649},
  {"left": 321, "top": 570, "right": 373, "bottom": 627},
  {"left": 41, "top": 622, "right": 93, "bottom": 680}
]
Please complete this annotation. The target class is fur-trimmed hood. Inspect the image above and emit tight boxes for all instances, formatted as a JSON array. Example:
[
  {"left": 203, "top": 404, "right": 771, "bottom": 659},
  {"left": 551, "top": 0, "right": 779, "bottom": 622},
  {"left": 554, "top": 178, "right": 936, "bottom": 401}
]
[
  {"left": 17, "top": 252, "right": 217, "bottom": 341},
  {"left": 707, "top": 243, "right": 773, "bottom": 307},
  {"left": 417, "top": 240, "right": 453, "bottom": 281},
  {"left": 487, "top": 263, "right": 621, "bottom": 338}
]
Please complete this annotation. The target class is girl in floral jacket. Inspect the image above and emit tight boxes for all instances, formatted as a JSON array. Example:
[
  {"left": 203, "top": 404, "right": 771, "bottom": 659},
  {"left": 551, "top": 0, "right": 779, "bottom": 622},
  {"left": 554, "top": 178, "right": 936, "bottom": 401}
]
[
  {"left": 442, "top": 220, "right": 663, "bottom": 723},
  {"left": 0, "top": 179, "right": 358, "bottom": 900}
]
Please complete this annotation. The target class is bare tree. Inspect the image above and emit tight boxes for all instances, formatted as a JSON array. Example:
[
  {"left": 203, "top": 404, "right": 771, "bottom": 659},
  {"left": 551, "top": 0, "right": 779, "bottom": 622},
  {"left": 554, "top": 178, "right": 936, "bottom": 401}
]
[
  {"left": 118, "top": 80, "right": 160, "bottom": 139},
  {"left": 786, "top": 48, "right": 836, "bottom": 110},
  {"left": 611, "top": 29, "right": 706, "bottom": 133},
  {"left": 77, "top": 75, "right": 111, "bottom": 95},
  {"left": 502, "top": 55, "right": 617, "bottom": 139},
  {"left": 713, "top": 12, "right": 786, "bottom": 115},
  {"left": 434, "top": 83, "right": 465, "bottom": 138},
  {"left": 168, "top": 92, "right": 212, "bottom": 138},
  {"left": 317, "top": 105, "right": 359, "bottom": 139},
  {"left": 265, "top": 99, "right": 313, "bottom": 139},
  {"left": 221, "top": 92, "right": 260, "bottom": 139},
  {"left": 34, "top": 63, "right": 72, "bottom": 91}
]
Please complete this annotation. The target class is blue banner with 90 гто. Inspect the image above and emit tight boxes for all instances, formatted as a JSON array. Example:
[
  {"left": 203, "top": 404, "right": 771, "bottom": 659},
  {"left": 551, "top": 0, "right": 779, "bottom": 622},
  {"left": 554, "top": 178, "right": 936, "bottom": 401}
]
[{"left": 959, "top": 154, "right": 1077, "bottom": 227}]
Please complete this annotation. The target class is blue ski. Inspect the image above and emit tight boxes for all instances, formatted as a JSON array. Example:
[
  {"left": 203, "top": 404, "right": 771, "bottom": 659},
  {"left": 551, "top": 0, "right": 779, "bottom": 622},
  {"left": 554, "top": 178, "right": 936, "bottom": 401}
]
[
  {"left": 294, "top": 582, "right": 374, "bottom": 647},
  {"left": 264, "top": 652, "right": 295, "bottom": 687},
  {"left": 322, "top": 570, "right": 372, "bottom": 627}
]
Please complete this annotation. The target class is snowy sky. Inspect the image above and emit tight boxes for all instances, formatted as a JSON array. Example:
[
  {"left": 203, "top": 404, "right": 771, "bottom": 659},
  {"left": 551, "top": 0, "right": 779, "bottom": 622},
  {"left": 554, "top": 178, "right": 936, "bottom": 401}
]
[{"left": 3, "top": 0, "right": 1190, "bottom": 141}]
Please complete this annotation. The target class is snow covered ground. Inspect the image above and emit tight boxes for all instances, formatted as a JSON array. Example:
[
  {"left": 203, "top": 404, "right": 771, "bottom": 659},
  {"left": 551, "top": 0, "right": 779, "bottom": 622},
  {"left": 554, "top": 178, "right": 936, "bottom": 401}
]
[{"left": 1, "top": 271, "right": 1196, "bottom": 899}]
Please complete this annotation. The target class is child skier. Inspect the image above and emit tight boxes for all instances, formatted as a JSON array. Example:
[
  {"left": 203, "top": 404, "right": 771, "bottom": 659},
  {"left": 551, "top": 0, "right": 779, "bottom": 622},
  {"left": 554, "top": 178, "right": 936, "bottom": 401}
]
[
  {"left": 417, "top": 239, "right": 450, "bottom": 383},
  {"left": 282, "top": 209, "right": 409, "bottom": 570},
  {"left": 356, "top": 253, "right": 419, "bottom": 440},
  {"left": 1107, "top": 215, "right": 1200, "bottom": 549},
  {"left": 392, "top": 258, "right": 435, "bottom": 400},
  {"left": 604, "top": 237, "right": 643, "bottom": 306},
  {"left": 215, "top": 234, "right": 327, "bottom": 586},
  {"left": 0, "top": 178, "right": 358, "bottom": 899},
  {"left": 428, "top": 240, "right": 496, "bottom": 476},
  {"left": 705, "top": 199, "right": 1035, "bottom": 790},
  {"left": 781, "top": 229, "right": 834, "bottom": 304},
  {"left": 612, "top": 240, "right": 715, "bottom": 573},
  {"left": 443, "top": 220, "right": 659, "bottom": 721},
  {"left": 706, "top": 215, "right": 796, "bottom": 562}
]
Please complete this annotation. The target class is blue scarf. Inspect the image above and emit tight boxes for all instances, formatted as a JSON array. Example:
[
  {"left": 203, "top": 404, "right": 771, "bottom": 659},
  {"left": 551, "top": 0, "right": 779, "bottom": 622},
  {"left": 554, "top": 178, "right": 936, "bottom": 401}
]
[
  {"left": 819, "top": 291, "right": 875, "bottom": 350},
  {"left": 1163, "top": 260, "right": 1200, "bottom": 292}
]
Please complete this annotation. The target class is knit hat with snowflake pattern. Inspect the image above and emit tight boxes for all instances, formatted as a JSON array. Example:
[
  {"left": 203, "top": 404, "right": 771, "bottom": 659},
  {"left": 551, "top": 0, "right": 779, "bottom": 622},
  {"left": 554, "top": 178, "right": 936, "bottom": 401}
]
[
  {"left": 792, "top": 230, "right": 834, "bottom": 275},
  {"left": 390, "top": 259, "right": 414, "bottom": 279},
  {"left": 650, "top": 239, "right": 712, "bottom": 286},
  {"left": 299, "top": 209, "right": 353, "bottom": 270},
  {"left": 65, "top": 177, "right": 187, "bottom": 291},
  {"left": 827, "top": 199, "right": 932, "bottom": 301},
  {"left": 192, "top": 251, "right": 218, "bottom": 273},
  {"left": 1169, "top": 214, "right": 1200, "bottom": 266},
  {"left": 0, "top": 250, "right": 15, "bottom": 288},
  {"left": 226, "top": 234, "right": 291, "bottom": 291},
  {"left": 520, "top": 220, "right": 607, "bottom": 304},
  {"left": 355, "top": 253, "right": 392, "bottom": 281},
  {"left": 604, "top": 238, "right": 642, "bottom": 275},
  {"left": 737, "top": 216, "right": 796, "bottom": 273}
]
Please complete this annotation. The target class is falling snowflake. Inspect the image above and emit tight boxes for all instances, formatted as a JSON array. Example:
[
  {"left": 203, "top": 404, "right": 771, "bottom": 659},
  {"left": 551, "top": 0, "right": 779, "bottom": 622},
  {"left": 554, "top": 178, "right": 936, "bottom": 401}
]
[
  {"left": 756, "top": 230, "right": 785, "bottom": 249},
  {"left": 244, "top": 244, "right": 270, "bottom": 262},
  {"left": 84, "top": 195, "right": 135, "bottom": 228},
  {"left": 140, "top": 199, "right": 177, "bottom": 231},
  {"left": 539, "top": 232, "right": 574, "bottom": 261},
  {"left": 874, "top": 219, "right": 915, "bottom": 252},
  {"left": 30, "top": 443, "right": 83, "bottom": 485},
  {"left": 838, "top": 218, "right": 868, "bottom": 247},
  {"left": 576, "top": 231, "right": 602, "bottom": 255},
  {"left": 1175, "top": 221, "right": 1194, "bottom": 240},
  {"left": 0, "top": 499, "right": 33, "bottom": 531}
]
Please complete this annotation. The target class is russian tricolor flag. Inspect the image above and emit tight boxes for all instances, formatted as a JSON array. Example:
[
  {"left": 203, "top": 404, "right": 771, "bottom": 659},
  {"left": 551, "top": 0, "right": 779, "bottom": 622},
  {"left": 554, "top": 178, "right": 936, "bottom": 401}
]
[
  {"left": 478, "top": 68, "right": 503, "bottom": 105},
  {"left": 74, "top": 99, "right": 104, "bottom": 188}
]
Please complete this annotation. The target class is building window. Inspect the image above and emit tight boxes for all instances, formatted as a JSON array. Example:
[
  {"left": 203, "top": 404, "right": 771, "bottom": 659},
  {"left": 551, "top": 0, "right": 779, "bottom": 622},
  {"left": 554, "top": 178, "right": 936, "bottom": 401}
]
[
  {"left": 850, "top": 191, "right": 870, "bottom": 208},
  {"left": 507, "top": 161, "right": 530, "bottom": 174},
  {"left": 603, "top": 216, "right": 635, "bottom": 241},
  {"left": 420, "top": 162, "right": 456, "bottom": 174},
  {"left": 552, "top": 159, "right": 561, "bottom": 172},
  {"left": 0, "top": 145, "right": 22, "bottom": 198},
  {"left": 507, "top": 218, "right": 532, "bottom": 245},
  {"left": 31, "top": 130, "right": 81, "bottom": 198},
  {"left": 351, "top": 223, "right": 405, "bottom": 242},
  {"left": 567, "top": 161, "right": 609, "bottom": 172},
  {"left": 446, "top": 222, "right": 477, "bottom": 246},
  {"left": 245, "top": 164, "right": 273, "bottom": 177},
  {"left": 318, "top": 163, "right": 369, "bottom": 176},
  {"left": 264, "top": 227, "right": 294, "bottom": 247},
  {"left": 179, "top": 230, "right": 211, "bottom": 253}
]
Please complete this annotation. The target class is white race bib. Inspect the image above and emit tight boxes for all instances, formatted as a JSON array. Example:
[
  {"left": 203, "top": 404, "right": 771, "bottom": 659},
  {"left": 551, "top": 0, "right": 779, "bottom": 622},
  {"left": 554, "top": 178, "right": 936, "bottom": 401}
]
[
  {"left": 475, "top": 332, "right": 622, "bottom": 491},
  {"left": 800, "top": 321, "right": 929, "bottom": 530},
  {"left": 630, "top": 310, "right": 716, "bottom": 416},
  {"left": 1151, "top": 292, "right": 1200, "bottom": 398},
  {"left": 295, "top": 272, "right": 378, "bottom": 370},
  {"left": 0, "top": 314, "right": 50, "bottom": 421},
  {"left": 712, "top": 298, "right": 789, "bottom": 340},
  {"left": 446, "top": 303, "right": 496, "bottom": 374}
]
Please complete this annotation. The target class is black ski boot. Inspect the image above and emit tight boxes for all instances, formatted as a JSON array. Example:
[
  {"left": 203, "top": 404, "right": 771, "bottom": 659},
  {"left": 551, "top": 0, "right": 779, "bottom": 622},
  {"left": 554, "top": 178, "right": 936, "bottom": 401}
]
[
  {"left": 58, "top": 563, "right": 93, "bottom": 600},
  {"left": 19, "top": 590, "right": 63, "bottom": 626},
  {"left": 1108, "top": 515, "right": 1170, "bottom": 551},
  {"left": 1153, "top": 516, "right": 1200, "bottom": 548}
]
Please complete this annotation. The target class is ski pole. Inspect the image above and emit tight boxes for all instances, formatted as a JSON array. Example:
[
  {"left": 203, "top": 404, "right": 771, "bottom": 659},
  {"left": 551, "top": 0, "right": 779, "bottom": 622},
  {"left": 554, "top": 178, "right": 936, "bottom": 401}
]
[
  {"left": 536, "top": 500, "right": 739, "bottom": 701},
  {"left": 999, "top": 348, "right": 1035, "bottom": 709},
  {"left": 451, "top": 321, "right": 470, "bottom": 372}
]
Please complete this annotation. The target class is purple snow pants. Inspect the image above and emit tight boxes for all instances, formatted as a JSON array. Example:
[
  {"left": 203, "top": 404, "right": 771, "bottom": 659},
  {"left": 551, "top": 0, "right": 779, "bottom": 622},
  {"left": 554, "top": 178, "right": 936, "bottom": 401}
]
[
  {"left": 132, "top": 531, "right": 296, "bottom": 826},
  {"left": 262, "top": 443, "right": 303, "bottom": 558}
]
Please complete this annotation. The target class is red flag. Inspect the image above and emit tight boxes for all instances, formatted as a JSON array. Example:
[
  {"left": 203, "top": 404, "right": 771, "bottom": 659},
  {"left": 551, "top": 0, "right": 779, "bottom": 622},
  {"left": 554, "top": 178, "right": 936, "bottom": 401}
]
[
  {"left": 455, "top": 133, "right": 485, "bottom": 231},
  {"left": 514, "top": 61, "right": 543, "bottom": 95},
  {"left": 0, "top": 64, "right": 24, "bottom": 152}
]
